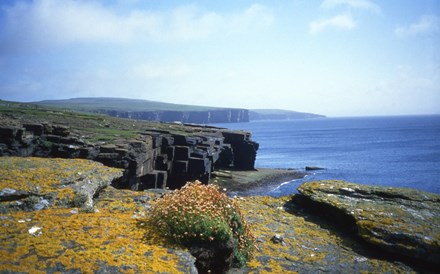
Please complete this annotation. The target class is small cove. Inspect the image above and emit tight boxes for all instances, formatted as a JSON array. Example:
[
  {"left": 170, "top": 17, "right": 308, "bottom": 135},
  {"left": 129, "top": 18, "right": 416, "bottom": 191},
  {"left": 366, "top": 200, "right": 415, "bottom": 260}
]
[{"left": 215, "top": 115, "right": 440, "bottom": 196}]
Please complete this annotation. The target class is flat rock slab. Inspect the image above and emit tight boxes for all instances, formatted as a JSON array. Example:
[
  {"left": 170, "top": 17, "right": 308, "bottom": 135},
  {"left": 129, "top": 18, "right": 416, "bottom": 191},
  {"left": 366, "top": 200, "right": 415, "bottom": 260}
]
[
  {"left": 297, "top": 180, "right": 440, "bottom": 266},
  {"left": 231, "top": 195, "right": 415, "bottom": 273},
  {"left": 0, "top": 157, "right": 123, "bottom": 211},
  {"left": 0, "top": 157, "right": 197, "bottom": 273}
]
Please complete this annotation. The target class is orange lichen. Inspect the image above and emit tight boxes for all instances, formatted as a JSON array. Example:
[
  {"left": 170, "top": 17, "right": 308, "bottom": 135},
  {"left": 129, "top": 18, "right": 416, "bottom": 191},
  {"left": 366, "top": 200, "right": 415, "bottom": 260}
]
[
  {"left": 0, "top": 158, "right": 192, "bottom": 273},
  {"left": 0, "top": 198, "right": 192, "bottom": 273},
  {"left": 0, "top": 157, "right": 121, "bottom": 198}
]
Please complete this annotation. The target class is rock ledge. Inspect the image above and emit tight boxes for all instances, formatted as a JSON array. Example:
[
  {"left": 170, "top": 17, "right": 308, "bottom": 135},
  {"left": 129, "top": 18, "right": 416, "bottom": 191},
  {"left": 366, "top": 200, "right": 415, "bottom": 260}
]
[{"left": 296, "top": 180, "right": 440, "bottom": 266}]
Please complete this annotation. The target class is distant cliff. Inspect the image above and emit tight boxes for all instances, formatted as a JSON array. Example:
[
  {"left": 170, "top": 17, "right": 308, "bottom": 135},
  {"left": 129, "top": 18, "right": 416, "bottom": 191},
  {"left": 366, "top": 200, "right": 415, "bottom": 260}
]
[
  {"left": 98, "top": 109, "right": 249, "bottom": 124},
  {"left": 249, "top": 109, "right": 325, "bottom": 120},
  {"left": 33, "top": 98, "right": 325, "bottom": 124},
  {"left": 33, "top": 97, "right": 249, "bottom": 124}
]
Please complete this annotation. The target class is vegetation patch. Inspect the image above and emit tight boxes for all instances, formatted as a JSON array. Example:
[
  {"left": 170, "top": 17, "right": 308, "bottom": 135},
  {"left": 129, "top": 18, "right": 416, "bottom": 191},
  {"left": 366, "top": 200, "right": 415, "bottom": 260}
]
[{"left": 149, "top": 181, "right": 255, "bottom": 271}]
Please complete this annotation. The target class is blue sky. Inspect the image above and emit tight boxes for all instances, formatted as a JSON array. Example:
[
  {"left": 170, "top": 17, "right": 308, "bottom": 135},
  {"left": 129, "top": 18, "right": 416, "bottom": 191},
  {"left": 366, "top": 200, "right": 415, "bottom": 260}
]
[{"left": 0, "top": 0, "right": 439, "bottom": 116}]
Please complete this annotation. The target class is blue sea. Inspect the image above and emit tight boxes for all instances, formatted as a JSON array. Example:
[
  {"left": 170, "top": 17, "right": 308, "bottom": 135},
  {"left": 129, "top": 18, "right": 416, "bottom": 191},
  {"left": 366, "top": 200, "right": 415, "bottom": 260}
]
[{"left": 215, "top": 115, "right": 440, "bottom": 196}]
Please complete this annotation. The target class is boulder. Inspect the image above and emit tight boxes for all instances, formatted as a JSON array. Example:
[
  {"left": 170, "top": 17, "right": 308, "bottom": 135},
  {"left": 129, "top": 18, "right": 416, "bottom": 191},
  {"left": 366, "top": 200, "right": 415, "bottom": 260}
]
[{"left": 296, "top": 180, "right": 440, "bottom": 266}]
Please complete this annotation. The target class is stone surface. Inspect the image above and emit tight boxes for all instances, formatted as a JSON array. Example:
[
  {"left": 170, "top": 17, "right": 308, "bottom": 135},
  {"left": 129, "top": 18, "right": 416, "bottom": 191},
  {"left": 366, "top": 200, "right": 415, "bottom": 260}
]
[
  {"left": 0, "top": 157, "right": 123, "bottom": 212},
  {"left": 296, "top": 180, "right": 440, "bottom": 267},
  {"left": 230, "top": 195, "right": 417, "bottom": 273},
  {"left": 0, "top": 158, "right": 198, "bottom": 273}
]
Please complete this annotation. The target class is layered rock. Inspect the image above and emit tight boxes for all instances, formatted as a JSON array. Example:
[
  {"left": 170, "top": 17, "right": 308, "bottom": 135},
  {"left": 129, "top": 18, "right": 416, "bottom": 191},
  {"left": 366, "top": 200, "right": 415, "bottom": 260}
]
[
  {"left": 0, "top": 121, "right": 258, "bottom": 190},
  {"left": 295, "top": 180, "right": 440, "bottom": 267}
]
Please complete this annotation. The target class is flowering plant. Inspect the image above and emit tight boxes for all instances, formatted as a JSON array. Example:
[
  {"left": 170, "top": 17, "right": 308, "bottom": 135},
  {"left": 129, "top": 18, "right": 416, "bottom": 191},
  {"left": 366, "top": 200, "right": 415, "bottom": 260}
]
[{"left": 149, "top": 181, "right": 255, "bottom": 267}]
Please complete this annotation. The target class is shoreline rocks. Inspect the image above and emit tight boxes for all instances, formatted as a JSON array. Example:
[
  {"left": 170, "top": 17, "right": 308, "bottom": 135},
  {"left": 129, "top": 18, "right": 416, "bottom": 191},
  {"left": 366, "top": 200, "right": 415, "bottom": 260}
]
[
  {"left": 305, "top": 166, "right": 326, "bottom": 171},
  {"left": 295, "top": 180, "right": 440, "bottom": 268},
  {"left": 1, "top": 157, "right": 437, "bottom": 273},
  {"left": 212, "top": 168, "right": 305, "bottom": 195}
]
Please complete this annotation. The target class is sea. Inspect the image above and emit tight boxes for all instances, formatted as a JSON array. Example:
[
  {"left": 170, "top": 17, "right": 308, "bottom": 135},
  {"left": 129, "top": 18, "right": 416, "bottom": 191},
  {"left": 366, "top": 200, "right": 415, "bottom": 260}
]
[{"left": 214, "top": 115, "right": 440, "bottom": 197}]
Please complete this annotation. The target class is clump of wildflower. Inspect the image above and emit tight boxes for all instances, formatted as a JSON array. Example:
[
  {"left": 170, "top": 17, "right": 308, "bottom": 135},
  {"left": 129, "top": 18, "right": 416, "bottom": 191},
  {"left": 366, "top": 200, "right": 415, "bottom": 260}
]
[{"left": 149, "top": 181, "right": 255, "bottom": 267}]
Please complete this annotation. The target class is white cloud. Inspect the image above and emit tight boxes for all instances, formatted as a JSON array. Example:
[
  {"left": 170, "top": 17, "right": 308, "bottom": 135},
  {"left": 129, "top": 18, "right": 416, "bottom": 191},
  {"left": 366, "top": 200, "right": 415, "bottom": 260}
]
[
  {"left": 1, "top": 0, "right": 274, "bottom": 51},
  {"left": 309, "top": 13, "right": 356, "bottom": 34},
  {"left": 394, "top": 15, "right": 440, "bottom": 38},
  {"left": 320, "top": 0, "right": 381, "bottom": 14}
]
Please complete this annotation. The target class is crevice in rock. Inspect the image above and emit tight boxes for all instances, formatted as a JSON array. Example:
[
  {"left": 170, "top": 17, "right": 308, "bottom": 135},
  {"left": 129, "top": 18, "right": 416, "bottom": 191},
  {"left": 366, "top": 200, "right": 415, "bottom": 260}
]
[{"left": 287, "top": 194, "right": 438, "bottom": 273}]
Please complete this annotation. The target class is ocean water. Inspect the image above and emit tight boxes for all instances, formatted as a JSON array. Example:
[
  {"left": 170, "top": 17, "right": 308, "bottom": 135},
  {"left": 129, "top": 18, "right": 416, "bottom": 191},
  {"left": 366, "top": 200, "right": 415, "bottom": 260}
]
[{"left": 215, "top": 115, "right": 440, "bottom": 196}]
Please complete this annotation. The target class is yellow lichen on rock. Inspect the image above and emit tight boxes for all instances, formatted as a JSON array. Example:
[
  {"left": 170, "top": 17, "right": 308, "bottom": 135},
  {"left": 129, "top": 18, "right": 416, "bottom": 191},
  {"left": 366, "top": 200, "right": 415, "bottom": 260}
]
[
  {"left": 0, "top": 157, "right": 119, "bottom": 194},
  {"left": 234, "top": 195, "right": 416, "bottom": 273},
  {"left": 0, "top": 191, "right": 194, "bottom": 273},
  {"left": 0, "top": 157, "right": 195, "bottom": 273}
]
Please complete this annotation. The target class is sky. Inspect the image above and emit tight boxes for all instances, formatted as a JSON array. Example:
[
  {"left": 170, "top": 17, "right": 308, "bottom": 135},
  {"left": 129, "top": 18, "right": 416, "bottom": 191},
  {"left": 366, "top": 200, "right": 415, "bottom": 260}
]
[{"left": 0, "top": 0, "right": 439, "bottom": 117}]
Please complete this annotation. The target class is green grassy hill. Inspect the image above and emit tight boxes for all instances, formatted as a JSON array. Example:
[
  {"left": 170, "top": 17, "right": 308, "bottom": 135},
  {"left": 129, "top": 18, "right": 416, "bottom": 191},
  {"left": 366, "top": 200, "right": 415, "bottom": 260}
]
[{"left": 34, "top": 97, "right": 223, "bottom": 112}]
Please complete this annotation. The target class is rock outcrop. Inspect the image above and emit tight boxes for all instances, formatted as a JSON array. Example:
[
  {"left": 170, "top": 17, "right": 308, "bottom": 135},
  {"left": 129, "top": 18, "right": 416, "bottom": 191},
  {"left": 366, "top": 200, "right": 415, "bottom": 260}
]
[
  {"left": 0, "top": 157, "right": 419, "bottom": 273},
  {"left": 0, "top": 157, "right": 198, "bottom": 273},
  {"left": 295, "top": 180, "right": 440, "bottom": 267},
  {"left": 0, "top": 108, "right": 258, "bottom": 190}
]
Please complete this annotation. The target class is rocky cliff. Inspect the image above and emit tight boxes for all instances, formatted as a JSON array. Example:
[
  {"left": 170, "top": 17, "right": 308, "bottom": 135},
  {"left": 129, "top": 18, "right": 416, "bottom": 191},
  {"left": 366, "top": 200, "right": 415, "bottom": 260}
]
[
  {"left": 0, "top": 102, "right": 258, "bottom": 190},
  {"left": 100, "top": 108, "right": 249, "bottom": 124},
  {"left": 249, "top": 109, "right": 325, "bottom": 120}
]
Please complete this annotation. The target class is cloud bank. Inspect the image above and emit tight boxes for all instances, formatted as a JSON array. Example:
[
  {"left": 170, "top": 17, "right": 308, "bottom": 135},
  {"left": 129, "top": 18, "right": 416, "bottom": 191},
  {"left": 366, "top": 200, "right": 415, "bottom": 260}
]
[
  {"left": 394, "top": 15, "right": 440, "bottom": 38},
  {"left": 1, "top": 0, "right": 274, "bottom": 52}
]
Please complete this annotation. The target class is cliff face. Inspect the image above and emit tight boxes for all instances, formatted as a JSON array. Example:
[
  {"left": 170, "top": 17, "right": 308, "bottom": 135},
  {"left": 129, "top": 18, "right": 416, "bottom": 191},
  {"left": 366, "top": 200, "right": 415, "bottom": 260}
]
[
  {"left": 99, "top": 109, "right": 249, "bottom": 124},
  {"left": 249, "top": 109, "right": 325, "bottom": 120},
  {"left": 0, "top": 110, "right": 258, "bottom": 190}
]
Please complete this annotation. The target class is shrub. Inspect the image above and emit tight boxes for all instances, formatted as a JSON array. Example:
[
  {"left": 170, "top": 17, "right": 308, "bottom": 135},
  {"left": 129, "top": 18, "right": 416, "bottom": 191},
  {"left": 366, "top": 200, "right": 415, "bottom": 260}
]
[{"left": 149, "top": 181, "right": 255, "bottom": 268}]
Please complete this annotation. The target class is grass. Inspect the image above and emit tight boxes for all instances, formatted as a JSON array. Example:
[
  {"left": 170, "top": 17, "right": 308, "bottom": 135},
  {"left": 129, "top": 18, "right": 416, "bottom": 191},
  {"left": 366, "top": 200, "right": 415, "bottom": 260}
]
[
  {"left": 0, "top": 99, "right": 225, "bottom": 144},
  {"left": 33, "top": 97, "right": 227, "bottom": 112}
]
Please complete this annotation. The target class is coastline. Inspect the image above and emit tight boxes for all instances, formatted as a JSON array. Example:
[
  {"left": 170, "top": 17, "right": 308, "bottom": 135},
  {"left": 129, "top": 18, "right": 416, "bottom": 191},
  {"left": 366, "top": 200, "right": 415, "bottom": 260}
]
[{"left": 211, "top": 168, "right": 306, "bottom": 195}]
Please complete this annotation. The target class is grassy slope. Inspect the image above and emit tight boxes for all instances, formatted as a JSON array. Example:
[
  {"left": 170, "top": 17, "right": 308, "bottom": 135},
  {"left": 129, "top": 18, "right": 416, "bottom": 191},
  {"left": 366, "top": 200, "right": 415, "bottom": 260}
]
[
  {"left": 0, "top": 100, "right": 224, "bottom": 143},
  {"left": 33, "top": 97, "right": 226, "bottom": 112}
]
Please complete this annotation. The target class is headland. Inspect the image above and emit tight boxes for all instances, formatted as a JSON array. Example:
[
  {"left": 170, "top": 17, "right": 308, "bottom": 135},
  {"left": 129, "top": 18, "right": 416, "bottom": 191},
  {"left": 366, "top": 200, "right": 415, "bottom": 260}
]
[{"left": 0, "top": 100, "right": 438, "bottom": 273}]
